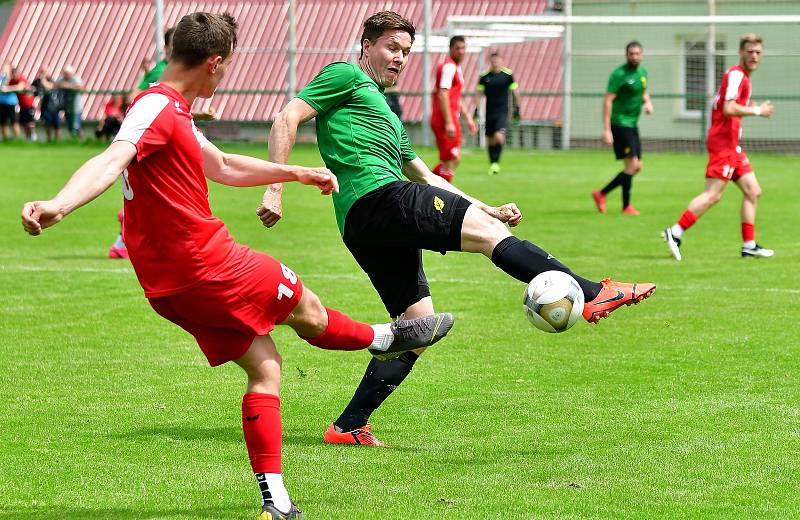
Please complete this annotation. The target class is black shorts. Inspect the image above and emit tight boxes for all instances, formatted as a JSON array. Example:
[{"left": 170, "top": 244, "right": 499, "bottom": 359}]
[
  {"left": 18, "top": 107, "right": 34, "bottom": 125},
  {"left": 611, "top": 125, "right": 641, "bottom": 160},
  {"left": 485, "top": 112, "right": 508, "bottom": 136},
  {"left": 343, "top": 181, "right": 472, "bottom": 317},
  {"left": 0, "top": 104, "right": 15, "bottom": 125}
]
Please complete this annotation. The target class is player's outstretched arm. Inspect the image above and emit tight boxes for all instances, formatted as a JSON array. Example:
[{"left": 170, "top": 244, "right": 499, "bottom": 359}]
[
  {"left": 202, "top": 141, "right": 337, "bottom": 194},
  {"left": 21, "top": 141, "right": 136, "bottom": 236},
  {"left": 402, "top": 157, "right": 522, "bottom": 227},
  {"left": 257, "top": 98, "right": 319, "bottom": 228}
]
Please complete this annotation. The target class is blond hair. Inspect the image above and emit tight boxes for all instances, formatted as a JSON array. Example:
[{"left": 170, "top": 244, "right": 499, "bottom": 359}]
[{"left": 739, "top": 33, "right": 763, "bottom": 50}]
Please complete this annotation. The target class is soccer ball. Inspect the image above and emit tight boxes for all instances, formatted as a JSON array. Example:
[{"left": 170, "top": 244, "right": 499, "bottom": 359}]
[{"left": 523, "top": 271, "right": 585, "bottom": 333}]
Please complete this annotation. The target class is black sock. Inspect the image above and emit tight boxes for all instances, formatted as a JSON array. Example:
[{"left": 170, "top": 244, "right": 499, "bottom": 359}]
[
  {"left": 334, "top": 351, "right": 419, "bottom": 432},
  {"left": 621, "top": 173, "right": 633, "bottom": 208},
  {"left": 495, "top": 143, "right": 503, "bottom": 162},
  {"left": 491, "top": 236, "right": 603, "bottom": 301},
  {"left": 601, "top": 171, "right": 626, "bottom": 194},
  {"left": 489, "top": 144, "right": 501, "bottom": 163}
]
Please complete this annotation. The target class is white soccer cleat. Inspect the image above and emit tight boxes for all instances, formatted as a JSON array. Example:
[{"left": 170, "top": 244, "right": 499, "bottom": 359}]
[
  {"left": 741, "top": 244, "right": 774, "bottom": 258},
  {"left": 662, "top": 228, "right": 682, "bottom": 261}
]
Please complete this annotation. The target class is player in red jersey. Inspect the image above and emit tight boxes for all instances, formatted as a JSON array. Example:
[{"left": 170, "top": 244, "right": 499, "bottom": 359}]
[
  {"left": 21, "top": 12, "right": 453, "bottom": 520},
  {"left": 663, "top": 34, "right": 774, "bottom": 261},
  {"left": 430, "top": 35, "right": 477, "bottom": 183}
]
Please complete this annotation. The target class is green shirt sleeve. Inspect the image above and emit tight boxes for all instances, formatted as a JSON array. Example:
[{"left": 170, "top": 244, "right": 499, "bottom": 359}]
[
  {"left": 137, "top": 60, "right": 167, "bottom": 90},
  {"left": 400, "top": 125, "right": 417, "bottom": 162},
  {"left": 297, "top": 62, "right": 356, "bottom": 116},
  {"left": 607, "top": 69, "right": 623, "bottom": 94}
]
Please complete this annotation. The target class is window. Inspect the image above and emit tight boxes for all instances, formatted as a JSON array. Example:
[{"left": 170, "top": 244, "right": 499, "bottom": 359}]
[{"left": 680, "top": 39, "right": 726, "bottom": 117}]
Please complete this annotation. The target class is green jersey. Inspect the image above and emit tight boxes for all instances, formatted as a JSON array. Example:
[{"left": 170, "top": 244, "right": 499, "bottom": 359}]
[
  {"left": 607, "top": 64, "right": 648, "bottom": 127},
  {"left": 298, "top": 62, "right": 417, "bottom": 234},
  {"left": 138, "top": 59, "right": 168, "bottom": 90}
]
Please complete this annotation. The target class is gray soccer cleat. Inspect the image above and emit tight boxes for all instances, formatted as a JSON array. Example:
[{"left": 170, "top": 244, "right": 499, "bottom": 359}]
[
  {"left": 260, "top": 501, "right": 303, "bottom": 520},
  {"left": 369, "top": 313, "right": 455, "bottom": 361}
]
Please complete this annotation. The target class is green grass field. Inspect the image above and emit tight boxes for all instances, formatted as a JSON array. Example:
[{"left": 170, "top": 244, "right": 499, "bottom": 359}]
[{"left": 2, "top": 141, "right": 799, "bottom": 519}]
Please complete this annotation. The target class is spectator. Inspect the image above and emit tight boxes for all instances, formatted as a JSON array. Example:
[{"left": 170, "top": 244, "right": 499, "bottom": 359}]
[
  {"left": 0, "top": 61, "right": 20, "bottom": 140},
  {"left": 31, "top": 67, "right": 62, "bottom": 142},
  {"left": 9, "top": 67, "right": 37, "bottom": 141},
  {"left": 95, "top": 94, "right": 124, "bottom": 140},
  {"left": 57, "top": 64, "right": 83, "bottom": 138}
]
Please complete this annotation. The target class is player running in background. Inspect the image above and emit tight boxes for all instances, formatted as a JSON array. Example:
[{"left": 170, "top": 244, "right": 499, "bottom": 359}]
[
  {"left": 21, "top": 12, "right": 453, "bottom": 520},
  {"left": 260, "top": 11, "right": 656, "bottom": 448},
  {"left": 592, "top": 41, "right": 653, "bottom": 216},
  {"left": 430, "top": 35, "right": 477, "bottom": 183},
  {"left": 663, "top": 34, "right": 774, "bottom": 261},
  {"left": 474, "top": 51, "right": 521, "bottom": 175}
]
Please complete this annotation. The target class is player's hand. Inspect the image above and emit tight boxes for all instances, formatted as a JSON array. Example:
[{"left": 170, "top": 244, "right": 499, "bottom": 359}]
[
  {"left": 644, "top": 100, "right": 654, "bottom": 115},
  {"left": 512, "top": 106, "right": 521, "bottom": 122},
  {"left": 492, "top": 203, "right": 523, "bottom": 227},
  {"left": 21, "top": 200, "right": 64, "bottom": 236},
  {"left": 192, "top": 107, "right": 217, "bottom": 121},
  {"left": 602, "top": 128, "right": 613, "bottom": 145},
  {"left": 256, "top": 189, "right": 284, "bottom": 228},
  {"left": 467, "top": 117, "right": 477, "bottom": 135},
  {"left": 445, "top": 121, "right": 457, "bottom": 138},
  {"left": 297, "top": 167, "right": 338, "bottom": 195},
  {"left": 758, "top": 101, "right": 774, "bottom": 118}
]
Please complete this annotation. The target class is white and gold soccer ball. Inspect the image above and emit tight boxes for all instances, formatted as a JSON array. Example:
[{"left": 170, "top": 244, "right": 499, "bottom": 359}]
[{"left": 523, "top": 271, "right": 585, "bottom": 333}]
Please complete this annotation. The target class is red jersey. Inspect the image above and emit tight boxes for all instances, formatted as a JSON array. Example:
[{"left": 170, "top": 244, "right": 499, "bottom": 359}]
[
  {"left": 9, "top": 75, "right": 34, "bottom": 109},
  {"left": 707, "top": 65, "right": 751, "bottom": 154},
  {"left": 113, "top": 83, "right": 239, "bottom": 297},
  {"left": 431, "top": 56, "right": 464, "bottom": 126}
]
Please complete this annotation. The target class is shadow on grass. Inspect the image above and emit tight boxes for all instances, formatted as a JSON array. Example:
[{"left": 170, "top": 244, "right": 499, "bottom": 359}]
[
  {"left": 121, "top": 425, "right": 427, "bottom": 452},
  {"left": 0, "top": 504, "right": 252, "bottom": 519}
]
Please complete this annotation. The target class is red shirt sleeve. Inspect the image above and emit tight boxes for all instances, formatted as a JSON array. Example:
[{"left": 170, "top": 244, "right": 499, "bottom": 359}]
[{"left": 113, "top": 93, "right": 174, "bottom": 161}]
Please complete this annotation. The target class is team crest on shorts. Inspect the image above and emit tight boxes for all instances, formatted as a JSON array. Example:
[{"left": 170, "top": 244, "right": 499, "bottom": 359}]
[{"left": 433, "top": 196, "right": 445, "bottom": 213}]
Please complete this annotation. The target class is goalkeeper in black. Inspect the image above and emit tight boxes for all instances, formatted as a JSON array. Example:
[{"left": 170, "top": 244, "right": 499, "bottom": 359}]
[{"left": 475, "top": 52, "right": 521, "bottom": 175}]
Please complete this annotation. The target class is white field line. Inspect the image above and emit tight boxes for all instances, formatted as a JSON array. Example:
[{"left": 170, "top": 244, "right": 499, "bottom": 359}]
[{"left": 3, "top": 264, "right": 800, "bottom": 294}]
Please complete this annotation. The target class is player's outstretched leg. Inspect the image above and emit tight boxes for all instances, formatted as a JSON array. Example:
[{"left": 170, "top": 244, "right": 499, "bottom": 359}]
[
  {"left": 460, "top": 205, "right": 656, "bottom": 323},
  {"left": 283, "top": 287, "right": 454, "bottom": 359}
]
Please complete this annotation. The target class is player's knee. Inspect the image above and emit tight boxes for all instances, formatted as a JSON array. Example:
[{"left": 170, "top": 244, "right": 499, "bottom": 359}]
[
  {"left": 707, "top": 191, "right": 723, "bottom": 205},
  {"left": 292, "top": 289, "right": 328, "bottom": 336}
]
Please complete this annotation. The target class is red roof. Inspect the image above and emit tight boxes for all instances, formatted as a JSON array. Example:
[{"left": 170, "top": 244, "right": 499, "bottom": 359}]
[{"left": 1, "top": 0, "right": 561, "bottom": 121}]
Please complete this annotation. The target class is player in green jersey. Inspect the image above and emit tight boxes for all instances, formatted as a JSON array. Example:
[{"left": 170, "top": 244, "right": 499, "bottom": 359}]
[
  {"left": 259, "top": 11, "right": 656, "bottom": 447},
  {"left": 592, "top": 41, "right": 653, "bottom": 216}
]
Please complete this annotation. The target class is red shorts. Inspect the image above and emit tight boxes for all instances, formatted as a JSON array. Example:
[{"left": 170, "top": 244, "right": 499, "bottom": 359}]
[
  {"left": 706, "top": 147, "right": 753, "bottom": 182},
  {"left": 148, "top": 247, "right": 304, "bottom": 366},
  {"left": 432, "top": 122, "right": 462, "bottom": 162}
]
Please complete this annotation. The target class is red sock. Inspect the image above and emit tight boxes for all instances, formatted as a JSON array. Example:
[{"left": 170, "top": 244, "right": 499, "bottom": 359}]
[
  {"left": 433, "top": 163, "right": 442, "bottom": 176},
  {"left": 303, "top": 308, "right": 374, "bottom": 350},
  {"left": 242, "top": 393, "right": 282, "bottom": 474},
  {"left": 678, "top": 209, "right": 698, "bottom": 231},
  {"left": 742, "top": 222, "right": 755, "bottom": 242}
]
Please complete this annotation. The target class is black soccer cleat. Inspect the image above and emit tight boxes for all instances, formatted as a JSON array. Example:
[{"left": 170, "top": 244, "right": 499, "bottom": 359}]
[
  {"left": 741, "top": 243, "right": 774, "bottom": 258},
  {"left": 369, "top": 313, "right": 454, "bottom": 361},
  {"left": 662, "top": 228, "right": 682, "bottom": 261},
  {"left": 260, "top": 501, "right": 303, "bottom": 520}
]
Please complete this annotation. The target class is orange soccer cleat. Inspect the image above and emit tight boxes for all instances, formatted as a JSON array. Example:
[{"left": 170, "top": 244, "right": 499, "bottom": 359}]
[
  {"left": 583, "top": 278, "right": 656, "bottom": 324},
  {"left": 621, "top": 205, "right": 640, "bottom": 216},
  {"left": 323, "top": 423, "right": 386, "bottom": 447},
  {"left": 108, "top": 245, "right": 129, "bottom": 259},
  {"left": 591, "top": 190, "right": 607, "bottom": 214}
]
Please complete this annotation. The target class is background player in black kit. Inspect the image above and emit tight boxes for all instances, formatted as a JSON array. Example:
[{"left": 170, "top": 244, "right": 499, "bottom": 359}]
[{"left": 475, "top": 52, "right": 521, "bottom": 175}]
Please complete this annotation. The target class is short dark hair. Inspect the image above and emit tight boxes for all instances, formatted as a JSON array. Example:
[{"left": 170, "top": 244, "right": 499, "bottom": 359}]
[
  {"left": 360, "top": 11, "right": 416, "bottom": 58},
  {"left": 626, "top": 41, "right": 642, "bottom": 53},
  {"left": 450, "top": 35, "right": 466, "bottom": 48},
  {"left": 740, "top": 33, "right": 763, "bottom": 50},
  {"left": 164, "top": 27, "right": 175, "bottom": 48},
  {"left": 170, "top": 12, "right": 238, "bottom": 67}
]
